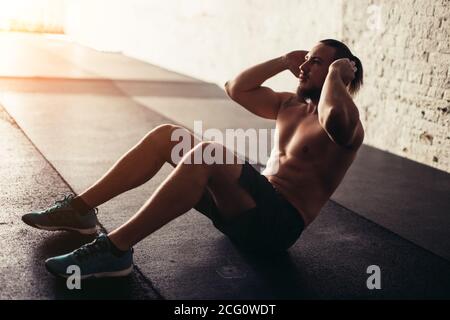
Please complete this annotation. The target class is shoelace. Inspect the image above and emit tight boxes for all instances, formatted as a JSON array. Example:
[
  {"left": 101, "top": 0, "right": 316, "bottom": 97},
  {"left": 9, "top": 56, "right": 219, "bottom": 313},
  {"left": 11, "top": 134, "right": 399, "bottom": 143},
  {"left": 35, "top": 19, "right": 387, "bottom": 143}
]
[
  {"left": 44, "top": 194, "right": 98, "bottom": 216},
  {"left": 73, "top": 237, "right": 109, "bottom": 261},
  {"left": 44, "top": 194, "right": 75, "bottom": 214}
]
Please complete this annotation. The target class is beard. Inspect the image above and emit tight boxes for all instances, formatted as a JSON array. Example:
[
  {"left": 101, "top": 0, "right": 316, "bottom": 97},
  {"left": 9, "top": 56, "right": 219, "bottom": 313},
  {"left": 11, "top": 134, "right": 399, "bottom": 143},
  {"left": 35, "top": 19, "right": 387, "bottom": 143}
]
[{"left": 296, "top": 84, "right": 322, "bottom": 103}]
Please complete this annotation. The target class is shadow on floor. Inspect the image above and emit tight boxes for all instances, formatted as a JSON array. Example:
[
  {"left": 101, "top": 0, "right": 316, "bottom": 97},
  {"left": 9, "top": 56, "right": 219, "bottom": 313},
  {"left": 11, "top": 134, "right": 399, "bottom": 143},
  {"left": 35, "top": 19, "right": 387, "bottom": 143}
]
[
  {"left": 209, "top": 238, "right": 318, "bottom": 299},
  {"left": 236, "top": 250, "right": 317, "bottom": 299}
]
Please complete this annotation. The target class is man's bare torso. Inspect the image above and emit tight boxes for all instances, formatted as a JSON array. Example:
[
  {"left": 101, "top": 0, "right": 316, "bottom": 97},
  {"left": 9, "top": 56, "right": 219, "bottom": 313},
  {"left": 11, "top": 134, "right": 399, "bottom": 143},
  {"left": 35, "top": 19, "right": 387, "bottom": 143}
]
[{"left": 263, "top": 95, "right": 364, "bottom": 226}]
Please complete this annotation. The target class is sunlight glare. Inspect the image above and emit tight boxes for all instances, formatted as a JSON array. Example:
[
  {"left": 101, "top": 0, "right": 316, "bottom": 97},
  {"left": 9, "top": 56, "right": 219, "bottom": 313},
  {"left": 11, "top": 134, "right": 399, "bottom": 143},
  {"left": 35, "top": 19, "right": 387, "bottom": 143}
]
[{"left": 0, "top": 0, "right": 64, "bottom": 33}]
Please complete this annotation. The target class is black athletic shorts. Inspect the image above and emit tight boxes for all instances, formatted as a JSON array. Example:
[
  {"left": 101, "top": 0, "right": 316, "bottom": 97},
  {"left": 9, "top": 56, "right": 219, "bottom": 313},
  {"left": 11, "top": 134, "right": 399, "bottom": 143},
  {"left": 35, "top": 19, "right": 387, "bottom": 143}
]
[{"left": 194, "top": 161, "right": 305, "bottom": 252}]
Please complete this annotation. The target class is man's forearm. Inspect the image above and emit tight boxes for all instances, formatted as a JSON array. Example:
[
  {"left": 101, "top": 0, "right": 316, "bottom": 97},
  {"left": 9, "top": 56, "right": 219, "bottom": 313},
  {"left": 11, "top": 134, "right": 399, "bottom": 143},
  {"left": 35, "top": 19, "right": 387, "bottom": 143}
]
[
  {"left": 226, "top": 56, "right": 288, "bottom": 93},
  {"left": 318, "top": 69, "right": 359, "bottom": 126}
]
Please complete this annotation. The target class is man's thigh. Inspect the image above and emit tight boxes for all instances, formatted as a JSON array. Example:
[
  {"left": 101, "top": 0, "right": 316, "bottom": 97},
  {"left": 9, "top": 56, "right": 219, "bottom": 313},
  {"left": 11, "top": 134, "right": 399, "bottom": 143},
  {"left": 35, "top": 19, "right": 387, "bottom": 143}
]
[
  {"left": 206, "top": 148, "right": 257, "bottom": 219},
  {"left": 170, "top": 134, "right": 256, "bottom": 219}
]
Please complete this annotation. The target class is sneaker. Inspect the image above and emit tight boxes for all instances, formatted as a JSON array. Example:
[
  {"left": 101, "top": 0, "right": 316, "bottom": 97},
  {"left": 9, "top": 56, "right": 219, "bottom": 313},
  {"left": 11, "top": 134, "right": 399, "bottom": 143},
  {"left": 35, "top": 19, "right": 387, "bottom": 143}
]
[
  {"left": 45, "top": 234, "right": 133, "bottom": 279},
  {"left": 22, "top": 194, "right": 98, "bottom": 235}
]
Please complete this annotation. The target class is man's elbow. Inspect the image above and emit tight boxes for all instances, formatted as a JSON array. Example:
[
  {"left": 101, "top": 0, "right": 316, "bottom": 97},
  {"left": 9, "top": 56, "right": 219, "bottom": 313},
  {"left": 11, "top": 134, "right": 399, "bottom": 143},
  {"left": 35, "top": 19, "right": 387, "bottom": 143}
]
[
  {"left": 224, "top": 80, "right": 243, "bottom": 102},
  {"left": 224, "top": 80, "right": 235, "bottom": 98}
]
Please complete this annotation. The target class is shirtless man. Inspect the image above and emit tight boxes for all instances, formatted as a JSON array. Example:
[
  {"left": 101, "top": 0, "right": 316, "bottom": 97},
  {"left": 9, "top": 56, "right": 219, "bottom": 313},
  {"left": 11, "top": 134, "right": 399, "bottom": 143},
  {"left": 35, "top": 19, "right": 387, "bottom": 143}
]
[{"left": 22, "top": 39, "right": 364, "bottom": 279}]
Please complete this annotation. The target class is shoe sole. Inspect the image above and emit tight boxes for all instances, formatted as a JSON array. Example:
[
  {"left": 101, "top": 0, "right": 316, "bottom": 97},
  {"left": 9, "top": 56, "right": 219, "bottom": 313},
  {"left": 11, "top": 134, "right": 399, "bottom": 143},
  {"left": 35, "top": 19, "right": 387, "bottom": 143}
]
[
  {"left": 34, "top": 224, "right": 98, "bottom": 235},
  {"left": 45, "top": 264, "right": 133, "bottom": 279}
]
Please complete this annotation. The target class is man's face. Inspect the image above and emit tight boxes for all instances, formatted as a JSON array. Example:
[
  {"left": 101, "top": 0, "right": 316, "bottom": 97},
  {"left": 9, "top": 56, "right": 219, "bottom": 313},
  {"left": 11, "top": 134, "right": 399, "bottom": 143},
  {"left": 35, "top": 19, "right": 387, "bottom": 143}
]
[{"left": 296, "top": 43, "right": 336, "bottom": 100}]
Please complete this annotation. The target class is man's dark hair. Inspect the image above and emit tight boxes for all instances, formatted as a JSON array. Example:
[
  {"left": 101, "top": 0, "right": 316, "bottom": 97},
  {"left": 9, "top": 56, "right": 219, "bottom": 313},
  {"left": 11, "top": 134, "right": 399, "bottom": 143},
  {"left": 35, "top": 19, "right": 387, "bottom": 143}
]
[{"left": 320, "top": 39, "right": 364, "bottom": 95}]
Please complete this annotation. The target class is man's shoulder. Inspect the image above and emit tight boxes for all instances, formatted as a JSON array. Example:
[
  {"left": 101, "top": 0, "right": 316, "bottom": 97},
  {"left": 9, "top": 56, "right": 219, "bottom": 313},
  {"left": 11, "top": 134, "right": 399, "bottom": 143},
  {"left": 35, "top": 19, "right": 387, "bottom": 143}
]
[
  {"left": 278, "top": 93, "right": 310, "bottom": 112},
  {"left": 279, "top": 92, "right": 297, "bottom": 108}
]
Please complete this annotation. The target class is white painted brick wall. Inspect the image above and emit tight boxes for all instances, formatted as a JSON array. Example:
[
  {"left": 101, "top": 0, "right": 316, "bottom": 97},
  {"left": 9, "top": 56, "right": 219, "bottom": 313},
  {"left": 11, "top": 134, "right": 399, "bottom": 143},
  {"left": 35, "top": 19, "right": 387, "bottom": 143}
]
[{"left": 343, "top": 0, "right": 449, "bottom": 172}]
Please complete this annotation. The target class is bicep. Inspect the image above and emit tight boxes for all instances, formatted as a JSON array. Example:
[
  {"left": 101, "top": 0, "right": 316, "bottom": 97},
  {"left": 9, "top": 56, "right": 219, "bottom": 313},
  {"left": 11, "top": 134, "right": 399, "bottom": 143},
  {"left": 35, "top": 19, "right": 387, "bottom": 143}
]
[{"left": 226, "top": 85, "right": 291, "bottom": 120}]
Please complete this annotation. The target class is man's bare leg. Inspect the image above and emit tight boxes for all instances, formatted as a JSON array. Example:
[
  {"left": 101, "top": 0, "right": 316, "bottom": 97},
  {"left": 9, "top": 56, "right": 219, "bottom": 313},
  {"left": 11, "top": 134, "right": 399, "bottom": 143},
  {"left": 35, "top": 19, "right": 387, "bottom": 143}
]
[
  {"left": 108, "top": 142, "right": 256, "bottom": 251},
  {"left": 76, "top": 124, "right": 197, "bottom": 208}
]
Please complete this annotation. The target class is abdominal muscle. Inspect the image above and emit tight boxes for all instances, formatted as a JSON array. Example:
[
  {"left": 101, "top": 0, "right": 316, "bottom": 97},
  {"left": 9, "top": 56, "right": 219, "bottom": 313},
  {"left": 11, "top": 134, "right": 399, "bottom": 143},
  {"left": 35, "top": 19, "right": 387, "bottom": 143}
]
[{"left": 262, "top": 153, "right": 333, "bottom": 227}]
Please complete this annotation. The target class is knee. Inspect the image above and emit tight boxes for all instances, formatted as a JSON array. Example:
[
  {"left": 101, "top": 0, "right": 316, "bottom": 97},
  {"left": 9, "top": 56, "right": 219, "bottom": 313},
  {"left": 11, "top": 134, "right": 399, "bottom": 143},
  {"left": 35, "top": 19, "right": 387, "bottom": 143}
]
[
  {"left": 185, "top": 141, "right": 227, "bottom": 166},
  {"left": 150, "top": 124, "right": 183, "bottom": 139},
  {"left": 141, "top": 124, "right": 183, "bottom": 146},
  {"left": 192, "top": 141, "right": 221, "bottom": 153},
  {"left": 195, "top": 141, "right": 222, "bottom": 151}
]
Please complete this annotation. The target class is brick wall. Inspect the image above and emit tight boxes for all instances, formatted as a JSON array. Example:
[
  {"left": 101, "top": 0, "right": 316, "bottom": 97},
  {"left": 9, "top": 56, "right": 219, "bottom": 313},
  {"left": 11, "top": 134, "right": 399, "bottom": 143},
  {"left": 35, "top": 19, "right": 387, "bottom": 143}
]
[{"left": 343, "top": 0, "right": 449, "bottom": 172}]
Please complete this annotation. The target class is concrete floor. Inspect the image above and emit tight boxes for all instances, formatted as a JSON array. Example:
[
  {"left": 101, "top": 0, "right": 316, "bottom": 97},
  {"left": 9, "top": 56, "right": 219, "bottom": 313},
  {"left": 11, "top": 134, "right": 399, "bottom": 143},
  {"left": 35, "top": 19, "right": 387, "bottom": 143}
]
[{"left": 1, "top": 32, "right": 449, "bottom": 299}]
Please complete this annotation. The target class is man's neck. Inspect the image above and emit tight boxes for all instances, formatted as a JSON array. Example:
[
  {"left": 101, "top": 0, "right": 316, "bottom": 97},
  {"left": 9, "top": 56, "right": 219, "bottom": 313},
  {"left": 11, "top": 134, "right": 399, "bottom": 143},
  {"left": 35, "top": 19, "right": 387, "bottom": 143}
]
[{"left": 297, "top": 94, "right": 320, "bottom": 114}]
